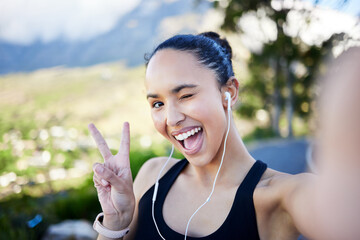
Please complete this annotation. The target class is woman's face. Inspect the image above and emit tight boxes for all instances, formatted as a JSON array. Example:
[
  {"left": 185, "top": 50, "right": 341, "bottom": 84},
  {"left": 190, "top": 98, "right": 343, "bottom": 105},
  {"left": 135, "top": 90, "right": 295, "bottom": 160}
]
[{"left": 145, "top": 49, "right": 228, "bottom": 165}]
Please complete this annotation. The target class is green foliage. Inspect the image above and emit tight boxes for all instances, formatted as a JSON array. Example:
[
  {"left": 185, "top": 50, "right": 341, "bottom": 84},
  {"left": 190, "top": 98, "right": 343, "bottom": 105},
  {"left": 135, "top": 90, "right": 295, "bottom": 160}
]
[
  {"left": 0, "top": 194, "right": 49, "bottom": 239},
  {"left": 129, "top": 143, "right": 184, "bottom": 179},
  {"left": 130, "top": 148, "right": 157, "bottom": 179},
  {"left": 0, "top": 110, "right": 37, "bottom": 140},
  {"left": 220, "top": 0, "right": 266, "bottom": 32},
  {"left": 0, "top": 147, "right": 16, "bottom": 172},
  {"left": 214, "top": 0, "right": 343, "bottom": 136},
  {"left": 49, "top": 188, "right": 100, "bottom": 220},
  {"left": 243, "top": 127, "right": 277, "bottom": 143},
  {"left": 0, "top": 212, "right": 41, "bottom": 240},
  {"left": 0, "top": 144, "right": 175, "bottom": 239},
  {"left": 0, "top": 177, "right": 99, "bottom": 239}
]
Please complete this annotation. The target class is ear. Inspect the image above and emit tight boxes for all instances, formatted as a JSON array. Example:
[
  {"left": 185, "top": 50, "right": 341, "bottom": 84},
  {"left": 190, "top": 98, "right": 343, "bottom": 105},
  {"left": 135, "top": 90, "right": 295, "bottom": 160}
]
[{"left": 221, "top": 77, "right": 239, "bottom": 110}]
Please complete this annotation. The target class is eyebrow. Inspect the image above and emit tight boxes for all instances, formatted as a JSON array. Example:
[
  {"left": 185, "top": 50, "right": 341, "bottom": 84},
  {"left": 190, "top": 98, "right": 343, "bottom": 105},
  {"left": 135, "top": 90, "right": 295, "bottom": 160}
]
[
  {"left": 146, "top": 93, "right": 159, "bottom": 99},
  {"left": 171, "top": 84, "right": 198, "bottom": 94},
  {"left": 146, "top": 84, "right": 198, "bottom": 99}
]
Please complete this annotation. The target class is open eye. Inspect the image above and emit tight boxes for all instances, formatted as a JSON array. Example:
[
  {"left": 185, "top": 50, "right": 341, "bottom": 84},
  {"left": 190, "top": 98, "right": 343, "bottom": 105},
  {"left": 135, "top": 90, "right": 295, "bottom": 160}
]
[{"left": 152, "top": 101, "right": 164, "bottom": 109}]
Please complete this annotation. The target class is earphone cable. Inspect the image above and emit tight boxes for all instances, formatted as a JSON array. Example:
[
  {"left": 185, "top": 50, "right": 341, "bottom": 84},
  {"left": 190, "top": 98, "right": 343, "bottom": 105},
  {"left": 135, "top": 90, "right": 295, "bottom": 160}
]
[
  {"left": 184, "top": 100, "right": 232, "bottom": 240},
  {"left": 152, "top": 145, "right": 175, "bottom": 240}
]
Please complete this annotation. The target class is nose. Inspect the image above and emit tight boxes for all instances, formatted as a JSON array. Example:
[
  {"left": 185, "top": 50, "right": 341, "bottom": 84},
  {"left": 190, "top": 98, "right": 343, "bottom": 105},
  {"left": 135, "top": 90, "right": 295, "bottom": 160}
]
[{"left": 166, "top": 103, "right": 185, "bottom": 127}]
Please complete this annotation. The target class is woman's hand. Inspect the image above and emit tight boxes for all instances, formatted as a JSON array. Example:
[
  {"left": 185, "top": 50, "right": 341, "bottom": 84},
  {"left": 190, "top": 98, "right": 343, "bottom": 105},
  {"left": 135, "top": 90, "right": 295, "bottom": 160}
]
[{"left": 89, "top": 122, "right": 135, "bottom": 230}]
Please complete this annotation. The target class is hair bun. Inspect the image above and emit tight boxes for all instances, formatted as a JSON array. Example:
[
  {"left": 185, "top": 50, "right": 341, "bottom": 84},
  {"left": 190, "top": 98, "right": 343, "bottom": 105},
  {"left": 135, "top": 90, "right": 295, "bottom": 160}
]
[{"left": 199, "top": 31, "right": 233, "bottom": 60}]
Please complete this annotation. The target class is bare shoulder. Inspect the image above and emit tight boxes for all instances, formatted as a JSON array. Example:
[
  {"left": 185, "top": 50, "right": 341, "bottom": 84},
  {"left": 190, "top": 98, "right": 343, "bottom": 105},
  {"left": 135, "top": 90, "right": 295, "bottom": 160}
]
[
  {"left": 254, "top": 168, "right": 318, "bottom": 238},
  {"left": 268, "top": 170, "right": 316, "bottom": 197},
  {"left": 133, "top": 157, "right": 181, "bottom": 199},
  {"left": 270, "top": 171, "right": 318, "bottom": 211},
  {"left": 255, "top": 168, "right": 317, "bottom": 210},
  {"left": 258, "top": 167, "right": 316, "bottom": 189}
]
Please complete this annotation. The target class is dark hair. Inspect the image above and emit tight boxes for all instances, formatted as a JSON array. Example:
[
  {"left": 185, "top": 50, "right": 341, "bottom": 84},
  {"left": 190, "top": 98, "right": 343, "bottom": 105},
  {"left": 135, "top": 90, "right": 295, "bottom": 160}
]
[{"left": 145, "top": 32, "right": 234, "bottom": 86}]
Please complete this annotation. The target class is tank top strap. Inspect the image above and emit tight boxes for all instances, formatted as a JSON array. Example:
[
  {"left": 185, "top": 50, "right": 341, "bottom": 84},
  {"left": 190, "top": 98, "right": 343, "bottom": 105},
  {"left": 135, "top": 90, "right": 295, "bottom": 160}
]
[
  {"left": 157, "top": 159, "right": 188, "bottom": 199},
  {"left": 239, "top": 160, "right": 267, "bottom": 193}
]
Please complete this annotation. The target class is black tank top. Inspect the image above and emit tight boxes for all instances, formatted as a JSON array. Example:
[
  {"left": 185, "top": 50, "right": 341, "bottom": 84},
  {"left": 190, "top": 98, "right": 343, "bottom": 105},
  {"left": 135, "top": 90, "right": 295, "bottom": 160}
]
[{"left": 134, "top": 159, "right": 267, "bottom": 240}]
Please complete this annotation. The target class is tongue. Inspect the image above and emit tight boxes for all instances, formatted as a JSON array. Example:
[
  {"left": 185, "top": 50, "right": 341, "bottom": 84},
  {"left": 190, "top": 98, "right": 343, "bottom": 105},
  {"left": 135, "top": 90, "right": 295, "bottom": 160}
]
[{"left": 183, "top": 131, "right": 201, "bottom": 149}]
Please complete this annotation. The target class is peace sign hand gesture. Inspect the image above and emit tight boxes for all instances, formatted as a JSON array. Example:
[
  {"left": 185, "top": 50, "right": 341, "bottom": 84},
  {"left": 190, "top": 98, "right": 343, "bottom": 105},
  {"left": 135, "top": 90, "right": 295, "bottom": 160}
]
[{"left": 89, "top": 122, "right": 135, "bottom": 230}]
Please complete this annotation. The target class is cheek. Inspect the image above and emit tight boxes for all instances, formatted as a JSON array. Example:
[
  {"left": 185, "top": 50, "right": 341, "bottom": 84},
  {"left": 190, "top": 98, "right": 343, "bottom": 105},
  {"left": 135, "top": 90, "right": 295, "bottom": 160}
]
[
  {"left": 188, "top": 97, "right": 227, "bottom": 140},
  {"left": 193, "top": 96, "right": 225, "bottom": 123},
  {"left": 151, "top": 111, "right": 167, "bottom": 137}
]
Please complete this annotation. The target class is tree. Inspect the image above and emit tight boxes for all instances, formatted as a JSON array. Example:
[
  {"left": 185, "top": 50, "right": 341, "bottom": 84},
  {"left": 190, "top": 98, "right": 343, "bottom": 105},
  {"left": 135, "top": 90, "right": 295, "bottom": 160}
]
[{"left": 213, "top": 0, "right": 350, "bottom": 137}]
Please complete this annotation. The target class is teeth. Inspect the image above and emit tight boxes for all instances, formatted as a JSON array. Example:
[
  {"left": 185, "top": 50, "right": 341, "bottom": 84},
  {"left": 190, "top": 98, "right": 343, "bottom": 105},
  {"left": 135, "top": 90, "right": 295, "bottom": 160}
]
[
  {"left": 177, "top": 134, "right": 184, "bottom": 141},
  {"left": 174, "top": 127, "right": 201, "bottom": 141}
]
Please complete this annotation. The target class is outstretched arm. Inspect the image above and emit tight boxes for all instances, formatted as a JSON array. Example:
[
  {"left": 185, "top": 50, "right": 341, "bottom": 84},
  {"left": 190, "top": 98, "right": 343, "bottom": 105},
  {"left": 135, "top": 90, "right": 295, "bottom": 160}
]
[
  {"left": 311, "top": 47, "right": 360, "bottom": 240},
  {"left": 283, "top": 47, "right": 360, "bottom": 240}
]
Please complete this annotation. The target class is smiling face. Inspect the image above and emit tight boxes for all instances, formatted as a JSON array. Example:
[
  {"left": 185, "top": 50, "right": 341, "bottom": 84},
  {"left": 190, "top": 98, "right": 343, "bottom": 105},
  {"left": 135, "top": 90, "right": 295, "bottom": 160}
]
[{"left": 145, "top": 49, "right": 228, "bottom": 166}]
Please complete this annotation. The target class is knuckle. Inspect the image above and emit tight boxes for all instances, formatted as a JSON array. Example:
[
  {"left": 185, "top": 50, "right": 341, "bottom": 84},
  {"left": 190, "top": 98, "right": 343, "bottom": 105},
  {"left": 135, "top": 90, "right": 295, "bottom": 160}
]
[
  {"left": 102, "top": 166, "right": 115, "bottom": 179},
  {"left": 93, "top": 163, "right": 102, "bottom": 172}
]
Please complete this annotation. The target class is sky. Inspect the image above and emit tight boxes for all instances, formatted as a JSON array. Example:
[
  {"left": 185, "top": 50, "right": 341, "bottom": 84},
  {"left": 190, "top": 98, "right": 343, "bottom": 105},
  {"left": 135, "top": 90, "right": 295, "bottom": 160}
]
[
  {"left": 0, "top": 0, "right": 141, "bottom": 45},
  {"left": 305, "top": 0, "right": 360, "bottom": 16},
  {"left": 0, "top": 0, "right": 358, "bottom": 46}
]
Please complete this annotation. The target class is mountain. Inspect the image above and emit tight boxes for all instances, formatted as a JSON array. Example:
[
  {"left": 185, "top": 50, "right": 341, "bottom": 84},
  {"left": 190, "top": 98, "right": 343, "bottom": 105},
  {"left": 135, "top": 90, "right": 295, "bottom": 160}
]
[{"left": 0, "top": 0, "right": 210, "bottom": 75}]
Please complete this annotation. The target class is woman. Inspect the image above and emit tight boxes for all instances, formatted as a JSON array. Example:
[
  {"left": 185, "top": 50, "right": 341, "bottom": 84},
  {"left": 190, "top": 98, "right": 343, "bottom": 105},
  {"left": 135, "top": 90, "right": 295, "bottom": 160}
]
[{"left": 89, "top": 32, "right": 355, "bottom": 240}]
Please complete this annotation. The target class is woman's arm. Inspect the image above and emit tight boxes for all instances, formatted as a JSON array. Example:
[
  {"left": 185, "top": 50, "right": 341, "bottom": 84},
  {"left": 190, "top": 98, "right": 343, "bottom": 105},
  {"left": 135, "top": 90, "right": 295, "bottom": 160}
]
[
  {"left": 310, "top": 47, "right": 360, "bottom": 240},
  {"left": 282, "top": 47, "right": 360, "bottom": 240},
  {"left": 278, "top": 173, "right": 320, "bottom": 239}
]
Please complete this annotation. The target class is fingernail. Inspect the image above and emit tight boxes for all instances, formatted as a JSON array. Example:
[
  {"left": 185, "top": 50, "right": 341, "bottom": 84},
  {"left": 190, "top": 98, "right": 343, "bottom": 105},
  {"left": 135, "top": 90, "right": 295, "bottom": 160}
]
[
  {"left": 95, "top": 165, "right": 104, "bottom": 173},
  {"left": 101, "top": 179, "right": 109, "bottom": 186}
]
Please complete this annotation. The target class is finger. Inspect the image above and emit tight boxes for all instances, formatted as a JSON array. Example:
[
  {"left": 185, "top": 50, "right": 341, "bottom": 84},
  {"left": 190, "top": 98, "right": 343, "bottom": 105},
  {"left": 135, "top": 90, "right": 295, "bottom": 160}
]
[
  {"left": 93, "top": 175, "right": 111, "bottom": 193},
  {"left": 93, "top": 166, "right": 110, "bottom": 187},
  {"left": 93, "top": 174, "right": 109, "bottom": 188},
  {"left": 117, "top": 166, "right": 134, "bottom": 183},
  {"left": 93, "top": 163, "right": 129, "bottom": 193},
  {"left": 117, "top": 122, "right": 130, "bottom": 168},
  {"left": 88, "top": 123, "right": 112, "bottom": 161},
  {"left": 93, "top": 175, "right": 101, "bottom": 188}
]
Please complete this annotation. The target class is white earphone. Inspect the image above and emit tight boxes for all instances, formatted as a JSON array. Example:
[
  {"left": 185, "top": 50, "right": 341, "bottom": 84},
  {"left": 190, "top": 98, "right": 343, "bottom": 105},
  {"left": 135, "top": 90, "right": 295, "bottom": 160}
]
[
  {"left": 225, "top": 91, "right": 231, "bottom": 110},
  {"left": 225, "top": 91, "right": 231, "bottom": 100},
  {"left": 152, "top": 91, "right": 232, "bottom": 240}
]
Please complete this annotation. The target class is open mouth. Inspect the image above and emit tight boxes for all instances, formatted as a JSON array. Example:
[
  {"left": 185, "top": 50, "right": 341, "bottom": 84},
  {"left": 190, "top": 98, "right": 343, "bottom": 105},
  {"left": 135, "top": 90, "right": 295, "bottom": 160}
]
[{"left": 173, "top": 127, "right": 203, "bottom": 150}]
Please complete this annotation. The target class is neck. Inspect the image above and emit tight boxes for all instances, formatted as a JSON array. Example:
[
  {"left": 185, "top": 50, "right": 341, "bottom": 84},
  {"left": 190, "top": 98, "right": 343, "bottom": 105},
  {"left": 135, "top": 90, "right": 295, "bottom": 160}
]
[{"left": 187, "top": 117, "right": 255, "bottom": 187}]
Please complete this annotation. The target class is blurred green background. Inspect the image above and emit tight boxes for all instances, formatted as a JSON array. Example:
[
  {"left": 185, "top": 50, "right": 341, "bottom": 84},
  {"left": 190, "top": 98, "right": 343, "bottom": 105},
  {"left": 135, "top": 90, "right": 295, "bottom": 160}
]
[{"left": 0, "top": 0, "right": 359, "bottom": 239}]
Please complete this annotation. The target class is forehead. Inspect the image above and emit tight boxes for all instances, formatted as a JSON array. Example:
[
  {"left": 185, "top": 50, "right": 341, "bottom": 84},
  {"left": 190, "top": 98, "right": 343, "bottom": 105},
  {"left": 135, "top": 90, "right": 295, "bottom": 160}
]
[{"left": 145, "top": 49, "right": 217, "bottom": 91}]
